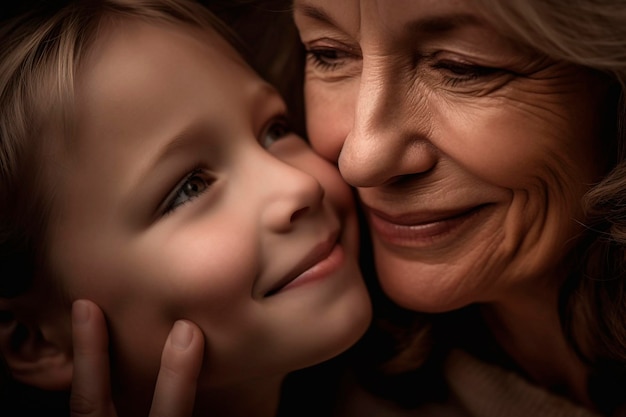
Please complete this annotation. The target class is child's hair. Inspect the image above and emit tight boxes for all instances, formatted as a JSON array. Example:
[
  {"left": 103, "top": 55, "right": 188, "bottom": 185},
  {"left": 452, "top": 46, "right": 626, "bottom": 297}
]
[
  {"left": 202, "top": 0, "right": 306, "bottom": 136},
  {"left": 0, "top": 0, "right": 245, "bottom": 298},
  {"left": 0, "top": 0, "right": 248, "bottom": 411}
]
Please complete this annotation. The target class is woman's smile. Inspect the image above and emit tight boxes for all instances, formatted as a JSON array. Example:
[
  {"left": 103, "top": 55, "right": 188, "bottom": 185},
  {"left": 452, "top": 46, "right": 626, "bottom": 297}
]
[{"left": 365, "top": 203, "right": 494, "bottom": 249}]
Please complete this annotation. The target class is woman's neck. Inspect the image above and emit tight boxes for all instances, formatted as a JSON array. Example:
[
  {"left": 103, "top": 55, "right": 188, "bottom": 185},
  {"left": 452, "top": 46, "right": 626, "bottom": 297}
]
[
  {"left": 480, "top": 283, "right": 593, "bottom": 408},
  {"left": 193, "top": 374, "right": 285, "bottom": 417}
]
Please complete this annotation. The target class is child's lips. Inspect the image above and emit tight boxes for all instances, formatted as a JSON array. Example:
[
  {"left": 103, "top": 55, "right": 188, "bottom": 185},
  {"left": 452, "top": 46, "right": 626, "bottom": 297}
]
[{"left": 264, "top": 231, "right": 341, "bottom": 297}]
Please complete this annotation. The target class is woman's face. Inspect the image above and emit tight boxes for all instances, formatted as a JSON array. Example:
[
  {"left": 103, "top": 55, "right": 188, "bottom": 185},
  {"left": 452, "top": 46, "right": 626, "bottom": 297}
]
[
  {"left": 294, "top": 0, "right": 613, "bottom": 311},
  {"left": 46, "top": 19, "right": 370, "bottom": 398}
]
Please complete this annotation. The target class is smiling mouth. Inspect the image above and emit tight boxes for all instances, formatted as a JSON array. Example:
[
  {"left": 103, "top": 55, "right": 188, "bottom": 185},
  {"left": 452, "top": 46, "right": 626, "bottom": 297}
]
[
  {"left": 365, "top": 204, "right": 492, "bottom": 247},
  {"left": 265, "top": 232, "right": 341, "bottom": 297}
]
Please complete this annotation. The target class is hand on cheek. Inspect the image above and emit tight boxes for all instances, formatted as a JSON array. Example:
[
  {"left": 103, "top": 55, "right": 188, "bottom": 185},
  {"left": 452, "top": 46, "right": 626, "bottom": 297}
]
[
  {"left": 70, "top": 300, "right": 204, "bottom": 417},
  {"left": 150, "top": 319, "right": 204, "bottom": 417}
]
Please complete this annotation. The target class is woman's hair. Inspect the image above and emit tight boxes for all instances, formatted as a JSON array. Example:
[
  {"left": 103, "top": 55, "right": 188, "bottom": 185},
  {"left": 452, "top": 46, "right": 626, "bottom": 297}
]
[
  {"left": 577, "top": 164, "right": 626, "bottom": 412},
  {"left": 377, "top": 0, "right": 626, "bottom": 410},
  {"left": 474, "top": 0, "right": 626, "bottom": 80},
  {"left": 471, "top": 0, "right": 626, "bottom": 410}
]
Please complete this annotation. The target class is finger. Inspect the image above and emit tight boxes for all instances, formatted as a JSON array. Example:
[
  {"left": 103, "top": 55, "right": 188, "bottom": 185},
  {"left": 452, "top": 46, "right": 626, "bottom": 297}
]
[
  {"left": 70, "top": 299, "right": 117, "bottom": 417},
  {"left": 149, "top": 320, "right": 204, "bottom": 417}
]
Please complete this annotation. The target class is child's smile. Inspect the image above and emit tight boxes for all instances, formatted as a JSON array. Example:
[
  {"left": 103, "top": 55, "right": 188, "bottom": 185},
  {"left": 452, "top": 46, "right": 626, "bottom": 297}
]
[{"left": 43, "top": 16, "right": 371, "bottom": 406}]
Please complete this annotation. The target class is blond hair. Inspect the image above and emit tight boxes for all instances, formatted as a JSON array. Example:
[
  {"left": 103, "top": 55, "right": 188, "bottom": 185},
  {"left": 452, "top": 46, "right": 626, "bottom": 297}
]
[
  {"left": 0, "top": 1, "right": 301, "bottom": 409},
  {"left": 380, "top": 1, "right": 626, "bottom": 411},
  {"left": 0, "top": 0, "right": 242, "bottom": 297},
  {"left": 463, "top": 0, "right": 626, "bottom": 409}
]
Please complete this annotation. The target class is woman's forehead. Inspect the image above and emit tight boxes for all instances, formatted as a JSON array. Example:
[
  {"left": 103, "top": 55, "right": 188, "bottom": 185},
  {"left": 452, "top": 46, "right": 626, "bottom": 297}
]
[{"left": 292, "top": 0, "right": 518, "bottom": 49}]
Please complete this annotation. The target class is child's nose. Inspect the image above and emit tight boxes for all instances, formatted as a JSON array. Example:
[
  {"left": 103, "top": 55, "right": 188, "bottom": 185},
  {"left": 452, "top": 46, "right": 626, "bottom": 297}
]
[{"left": 261, "top": 160, "right": 325, "bottom": 233}]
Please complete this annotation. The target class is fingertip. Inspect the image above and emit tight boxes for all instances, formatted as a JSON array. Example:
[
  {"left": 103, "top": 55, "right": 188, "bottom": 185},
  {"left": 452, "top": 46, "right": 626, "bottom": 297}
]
[
  {"left": 72, "top": 299, "right": 91, "bottom": 325},
  {"left": 170, "top": 320, "right": 193, "bottom": 350}
]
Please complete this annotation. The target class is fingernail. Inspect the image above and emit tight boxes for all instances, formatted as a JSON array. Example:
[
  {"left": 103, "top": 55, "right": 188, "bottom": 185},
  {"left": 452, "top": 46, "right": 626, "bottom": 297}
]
[
  {"left": 72, "top": 300, "right": 90, "bottom": 325},
  {"left": 171, "top": 320, "right": 193, "bottom": 349}
]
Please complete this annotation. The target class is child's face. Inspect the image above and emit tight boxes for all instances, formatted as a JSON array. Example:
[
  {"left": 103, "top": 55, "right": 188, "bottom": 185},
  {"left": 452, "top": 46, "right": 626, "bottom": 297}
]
[{"left": 47, "top": 20, "right": 371, "bottom": 393}]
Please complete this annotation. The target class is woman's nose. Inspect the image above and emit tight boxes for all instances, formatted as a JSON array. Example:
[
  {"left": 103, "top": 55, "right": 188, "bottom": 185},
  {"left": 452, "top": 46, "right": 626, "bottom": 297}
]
[
  {"left": 338, "top": 59, "right": 437, "bottom": 187},
  {"left": 260, "top": 154, "right": 325, "bottom": 233}
]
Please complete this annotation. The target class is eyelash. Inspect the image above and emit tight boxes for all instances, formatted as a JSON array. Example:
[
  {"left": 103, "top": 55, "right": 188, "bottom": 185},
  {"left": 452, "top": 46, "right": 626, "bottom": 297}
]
[
  {"left": 162, "top": 167, "right": 213, "bottom": 215},
  {"left": 160, "top": 118, "right": 290, "bottom": 217},
  {"left": 306, "top": 45, "right": 501, "bottom": 88},
  {"left": 262, "top": 117, "right": 292, "bottom": 148},
  {"left": 306, "top": 49, "right": 341, "bottom": 71},
  {"left": 432, "top": 60, "right": 500, "bottom": 86},
  {"left": 305, "top": 47, "right": 360, "bottom": 72}
]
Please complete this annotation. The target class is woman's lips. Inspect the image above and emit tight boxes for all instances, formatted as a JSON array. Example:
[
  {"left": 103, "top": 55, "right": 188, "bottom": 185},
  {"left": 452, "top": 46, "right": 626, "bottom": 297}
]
[
  {"left": 265, "top": 232, "right": 343, "bottom": 297},
  {"left": 365, "top": 204, "right": 490, "bottom": 248}
]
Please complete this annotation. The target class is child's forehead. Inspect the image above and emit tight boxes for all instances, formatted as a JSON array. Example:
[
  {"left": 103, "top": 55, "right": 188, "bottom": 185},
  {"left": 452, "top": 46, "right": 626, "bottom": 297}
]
[
  {"left": 66, "top": 11, "right": 273, "bottom": 148},
  {"left": 64, "top": 14, "right": 261, "bottom": 157},
  {"left": 84, "top": 16, "right": 246, "bottom": 75},
  {"left": 74, "top": 15, "right": 253, "bottom": 115}
]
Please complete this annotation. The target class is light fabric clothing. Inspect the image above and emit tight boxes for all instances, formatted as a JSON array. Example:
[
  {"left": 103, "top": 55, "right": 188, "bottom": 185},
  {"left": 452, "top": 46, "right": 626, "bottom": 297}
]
[
  {"left": 334, "top": 349, "right": 603, "bottom": 417},
  {"left": 443, "top": 349, "right": 602, "bottom": 417}
]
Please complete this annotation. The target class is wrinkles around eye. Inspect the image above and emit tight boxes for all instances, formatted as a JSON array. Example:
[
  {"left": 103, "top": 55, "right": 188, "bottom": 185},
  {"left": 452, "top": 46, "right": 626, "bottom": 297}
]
[{"left": 303, "top": 39, "right": 362, "bottom": 80}]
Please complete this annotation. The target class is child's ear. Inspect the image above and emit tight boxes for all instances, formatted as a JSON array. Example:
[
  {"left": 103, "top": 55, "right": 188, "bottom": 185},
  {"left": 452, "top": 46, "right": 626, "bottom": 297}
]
[{"left": 0, "top": 300, "right": 73, "bottom": 391}]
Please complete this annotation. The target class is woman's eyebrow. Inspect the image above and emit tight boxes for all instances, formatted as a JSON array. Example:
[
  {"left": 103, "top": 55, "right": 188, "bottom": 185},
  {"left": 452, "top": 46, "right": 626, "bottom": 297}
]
[
  {"left": 405, "top": 13, "right": 484, "bottom": 35},
  {"left": 295, "top": 2, "right": 483, "bottom": 36},
  {"left": 293, "top": 3, "right": 340, "bottom": 28}
]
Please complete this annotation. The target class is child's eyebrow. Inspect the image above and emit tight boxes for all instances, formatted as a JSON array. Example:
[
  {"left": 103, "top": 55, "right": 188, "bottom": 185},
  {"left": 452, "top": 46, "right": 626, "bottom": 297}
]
[
  {"left": 157, "top": 124, "right": 215, "bottom": 162},
  {"left": 125, "top": 82, "right": 283, "bottom": 196},
  {"left": 122, "top": 122, "right": 218, "bottom": 200}
]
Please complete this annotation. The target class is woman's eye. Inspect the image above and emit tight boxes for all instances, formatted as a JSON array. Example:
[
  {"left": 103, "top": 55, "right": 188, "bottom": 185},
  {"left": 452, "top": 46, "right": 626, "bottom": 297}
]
[
  {"left": 432, "top": 60, "right": 501, "bottom": 86},
  {"left": 163, "top": 170, "right": 212, "bottom": 214},
  {"left": 306, "top": 48, "right": 344, "bottom": 71},
  {"left": 305, "top": 46, "right": 361, "bottom": 73},
  {"left": 262, "top": 119, "right": 291, "bottom": 148}
]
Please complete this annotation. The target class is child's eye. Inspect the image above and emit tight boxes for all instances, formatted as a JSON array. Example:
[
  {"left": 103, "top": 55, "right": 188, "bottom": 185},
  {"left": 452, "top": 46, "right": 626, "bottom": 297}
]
[
  {"left": 163, "top": 169, "right": 213, "bottom": 215},
  {"left": 262, "top": 118, "right": 291, "bottom": 148}
]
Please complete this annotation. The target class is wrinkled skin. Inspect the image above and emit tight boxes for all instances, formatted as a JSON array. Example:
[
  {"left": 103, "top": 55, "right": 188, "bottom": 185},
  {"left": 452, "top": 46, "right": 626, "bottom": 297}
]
[{"left": 294, "top": 0, "right": 612, "bottom": 312}]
